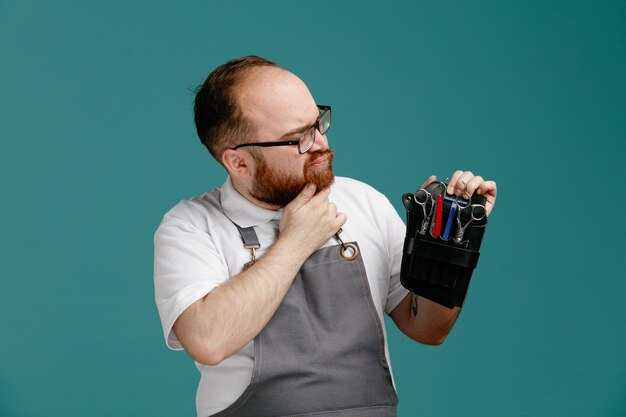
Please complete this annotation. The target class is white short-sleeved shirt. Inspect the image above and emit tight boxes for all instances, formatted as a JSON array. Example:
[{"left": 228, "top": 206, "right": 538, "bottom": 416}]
[{"left": 154, "top": 176, "right": 409, "bottom": 417}]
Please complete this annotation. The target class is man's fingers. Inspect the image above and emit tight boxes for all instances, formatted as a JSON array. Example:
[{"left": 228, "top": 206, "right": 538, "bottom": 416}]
[
  {"left": 288, "top": 183, "right": 317, "bottom": 209},
  {"left": 447, "top": 170, "right": 464, "bottom": 194},
  {"left": 327, "top": 202, "right": 338, "bottom": 218},
  {"left": 465, "top": 175, "right": 484, "bottom": 196},
  {"left": 335, "top": 212, "right": 348, "bottom": 229},
  {"left": 455, "top": 171, "right": 475, "bottom": 195},
  {"left": 442, "top": 170, "right": 497, "bottom": 216},
  {"left": 309, "top": 185, "right": 332, "bottom": 204},
  {"left": 477, "top": 180, "right": 497, "bottom": 197}
]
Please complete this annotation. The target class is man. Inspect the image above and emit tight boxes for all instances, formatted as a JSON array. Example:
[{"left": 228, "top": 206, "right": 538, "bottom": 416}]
[{"left": 154, "top": 56, "right": 497, "bottom": 417}]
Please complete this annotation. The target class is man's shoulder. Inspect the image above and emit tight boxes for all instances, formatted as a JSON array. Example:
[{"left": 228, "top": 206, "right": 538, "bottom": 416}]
[
  {"left": 332, "top": 176, "right": 388, "bottom": 201},
  {"left": 331, "top": 177, "right": 396, "bottom": 217},
  {"left": 159, "top": 186, "right": 223, "bottom": 228},
  {"left": 334, "top": 176, "right": 377, "bottom": 191}
]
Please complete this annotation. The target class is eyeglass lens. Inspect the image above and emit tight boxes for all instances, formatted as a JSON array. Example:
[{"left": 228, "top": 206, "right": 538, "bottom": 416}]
[{"left": 298, "top": 108, "right": 331, "bottom": 153}]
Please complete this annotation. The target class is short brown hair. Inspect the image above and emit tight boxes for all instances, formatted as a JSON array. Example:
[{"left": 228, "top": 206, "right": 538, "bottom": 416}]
[{"left": 193, "top": 56, "right": 277, "bottom": 161}]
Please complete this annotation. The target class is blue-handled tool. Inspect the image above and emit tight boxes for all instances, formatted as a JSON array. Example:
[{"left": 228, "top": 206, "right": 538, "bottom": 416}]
[
  {"left": 441, "top": 200, "right": 457, "bottom": 241},
  {"left": 443, "top": 193, "right": 468, "bottom": 207}
]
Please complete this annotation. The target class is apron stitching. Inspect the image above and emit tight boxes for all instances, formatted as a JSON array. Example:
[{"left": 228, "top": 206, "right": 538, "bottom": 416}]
[{"left": 355, "top": 248, "right": 398, "bottom": 405}]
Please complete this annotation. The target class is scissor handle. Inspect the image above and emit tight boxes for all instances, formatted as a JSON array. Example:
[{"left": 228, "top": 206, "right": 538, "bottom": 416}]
[
  {"left": 413, "top": 189, "right": 434, "bottom": 235},
  {"left": 470, "top": 204, "right": 486, "bottom": 222},
  {"left": 413, "top": 188, "right": 431, "bottom": 204},
  {"left": 453, "top": 204, "right": 487, "bottom": 244}
]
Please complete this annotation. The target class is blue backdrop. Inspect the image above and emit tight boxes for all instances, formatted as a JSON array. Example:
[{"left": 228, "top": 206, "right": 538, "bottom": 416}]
[{"left": 1, "top": 1, "right": 625, "bottom": 416}]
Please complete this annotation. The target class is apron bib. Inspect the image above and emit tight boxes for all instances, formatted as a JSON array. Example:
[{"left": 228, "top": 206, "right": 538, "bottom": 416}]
[{"left": 212, "top": 226, "right": 397, "bottom": 417}]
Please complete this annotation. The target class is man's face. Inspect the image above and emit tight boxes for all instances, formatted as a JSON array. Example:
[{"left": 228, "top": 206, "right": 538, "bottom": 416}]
[
  {"left": 250, "top": 147, "right": 335, "bottom": 207},
  {"left": 237, "top": 67, "right": 335, "bottom": 207}
]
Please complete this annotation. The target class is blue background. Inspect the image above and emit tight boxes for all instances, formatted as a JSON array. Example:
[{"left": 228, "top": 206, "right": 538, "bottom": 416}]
[{"left": 1, "top": 1, "right": 625, "bottom": 416}]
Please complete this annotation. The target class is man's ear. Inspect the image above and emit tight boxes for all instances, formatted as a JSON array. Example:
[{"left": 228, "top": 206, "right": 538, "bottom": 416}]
[{"left": 222, "top": 149, "right": 253, "bottom": 179}]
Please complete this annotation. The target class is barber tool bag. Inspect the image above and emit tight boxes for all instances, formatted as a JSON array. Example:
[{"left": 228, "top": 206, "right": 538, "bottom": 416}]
[{"left": 400, "top": 181, "right": 488, "bottom": 309}]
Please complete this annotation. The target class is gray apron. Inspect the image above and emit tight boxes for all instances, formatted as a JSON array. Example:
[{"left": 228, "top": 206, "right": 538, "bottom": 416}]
[{"left": 212, "top": 225, "right": 398, "bottom": 417}]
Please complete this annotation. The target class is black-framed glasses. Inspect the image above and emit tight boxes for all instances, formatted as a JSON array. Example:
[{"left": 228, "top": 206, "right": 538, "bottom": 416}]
[{"left": 232, "top": 105, "right": 331, "bottom": 154}]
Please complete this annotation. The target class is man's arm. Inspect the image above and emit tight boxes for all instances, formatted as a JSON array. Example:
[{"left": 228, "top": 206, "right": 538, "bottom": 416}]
[
  {"left": 172, "top": 184, "right": 346, "bottom": 366},
  {"left": 389, "top": 294, "right": 461, "bottom": 345}
]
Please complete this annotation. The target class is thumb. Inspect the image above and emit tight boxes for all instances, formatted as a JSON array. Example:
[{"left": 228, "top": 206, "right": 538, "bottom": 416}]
[{"left": 289, "top": 183, "right": 316, "bottom": 209}]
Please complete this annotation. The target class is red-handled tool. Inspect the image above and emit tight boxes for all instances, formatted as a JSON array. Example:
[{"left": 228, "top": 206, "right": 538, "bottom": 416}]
[{"left": 432, "top": 194, "right": 443, "bottom": 238}]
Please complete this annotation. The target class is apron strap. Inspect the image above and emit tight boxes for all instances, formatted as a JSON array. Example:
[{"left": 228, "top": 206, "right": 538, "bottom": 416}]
[
  {"left": 217, "top": 188, "right": 262, "bottom": 264},
  {"left": 234, "top": 223, "right": 261, "bottom": 263}
]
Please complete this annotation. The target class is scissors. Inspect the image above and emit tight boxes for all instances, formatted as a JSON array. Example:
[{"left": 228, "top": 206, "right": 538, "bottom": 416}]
[
  {"left": 413, "top": 188, "right": 434, "bottom": 236},
  {"left": 453, "top": 202, "right": 486, "bottom": 245}
]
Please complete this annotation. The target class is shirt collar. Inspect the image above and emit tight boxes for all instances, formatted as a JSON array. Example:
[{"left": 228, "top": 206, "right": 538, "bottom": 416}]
[{"left": 219, "top": 176, "right": 283, "bottom": 228}]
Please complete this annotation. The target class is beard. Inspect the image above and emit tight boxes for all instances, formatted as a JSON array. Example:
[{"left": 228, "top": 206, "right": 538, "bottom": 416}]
[{"left": 250, "top": 149, "right": 335, "bottom": 207}]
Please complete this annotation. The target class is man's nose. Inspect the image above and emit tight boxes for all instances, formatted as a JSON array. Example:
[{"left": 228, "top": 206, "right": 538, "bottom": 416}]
[{"left": 308, "top": 129, "right": 329, "bottom": 153}]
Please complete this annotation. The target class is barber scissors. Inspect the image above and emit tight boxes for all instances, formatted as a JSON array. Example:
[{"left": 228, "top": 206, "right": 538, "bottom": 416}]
[
  {"left": 413, "top": 188, "right": 434, "bottom": 235},
  {"left": 453, "top": 202, "right": 486, "bottom": 245}
]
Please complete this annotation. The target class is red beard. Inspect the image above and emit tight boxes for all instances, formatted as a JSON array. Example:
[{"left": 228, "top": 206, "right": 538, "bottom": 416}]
[{"left": 250, "top": 149, "right": 335, "bottom": 207}]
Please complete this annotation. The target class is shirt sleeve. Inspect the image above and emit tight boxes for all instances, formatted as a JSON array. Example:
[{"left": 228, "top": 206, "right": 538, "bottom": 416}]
[
  {"left": 153, "top": 211, "right": 229, "bottom": 350},
  {"left": 383, "top": 198, "right": 410, "bottom": 314}
]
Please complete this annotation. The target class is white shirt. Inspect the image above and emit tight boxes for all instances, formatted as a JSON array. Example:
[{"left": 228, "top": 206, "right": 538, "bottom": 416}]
[{"left": 154, "top": 176, "right": 409, "bottom": 417}]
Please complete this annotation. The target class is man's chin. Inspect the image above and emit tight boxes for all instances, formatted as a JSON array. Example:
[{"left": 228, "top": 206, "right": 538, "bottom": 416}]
[{"left": 306, "top": 169, "right": 334, "bottom": 192}]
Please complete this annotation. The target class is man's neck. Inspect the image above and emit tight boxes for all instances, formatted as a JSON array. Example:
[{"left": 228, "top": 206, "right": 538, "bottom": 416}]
[{"left": 229, "top": 177, "right": 283, "bottom": 211}]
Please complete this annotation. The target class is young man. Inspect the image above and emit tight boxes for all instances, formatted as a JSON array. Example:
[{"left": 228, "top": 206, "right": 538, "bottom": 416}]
[{"left": 154, "top": 56, "right": 497, "bottom": 417}]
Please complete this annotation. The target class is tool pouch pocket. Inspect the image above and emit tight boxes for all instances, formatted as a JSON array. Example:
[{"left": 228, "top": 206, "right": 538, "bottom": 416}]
[{"left": 400, "top": 182, "right": 488, "bottom": 309}]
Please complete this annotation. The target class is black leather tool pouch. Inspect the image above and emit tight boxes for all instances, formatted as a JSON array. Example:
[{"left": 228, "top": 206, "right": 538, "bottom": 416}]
[{"left": 400, "top": 181, "right": 488, "bottom": 309}]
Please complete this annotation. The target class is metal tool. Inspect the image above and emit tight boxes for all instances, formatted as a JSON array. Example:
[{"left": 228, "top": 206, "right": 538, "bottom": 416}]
[
  {"left": 443, "top": 193, "right": 468, "bottom": 207},
  {"left": 428, "top": 197, "right": 437, "bottom": 236},
  {"left": 441, "top": 198, "right": 458, "bottom": 241},
  {"left": 431, "top": 194, "right": 443, "bottom": 238},
  {"left": 453, "top": 203, "right": 486, "bottom": 245},
  {"left": 413, "top": 188, "right": 434, "bottom": 236},
  {"left": 443, "top": 188, "right": 471, "bottom": 241}
]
